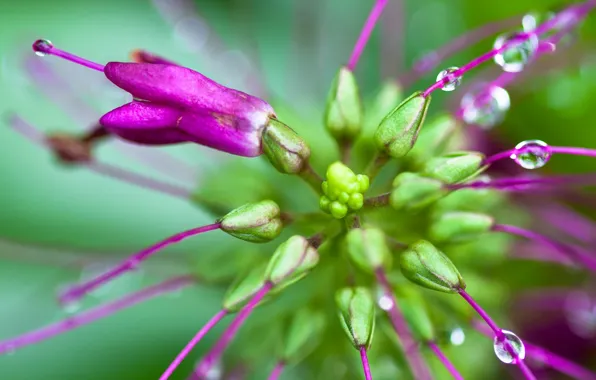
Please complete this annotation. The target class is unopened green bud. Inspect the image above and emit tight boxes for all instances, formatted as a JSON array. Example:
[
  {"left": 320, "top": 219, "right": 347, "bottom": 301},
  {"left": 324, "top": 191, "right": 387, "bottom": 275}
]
[
  {"left": 336, "top": 287, "right": 375, "bottom": 348},
  {"left": 429, "top": 212, "right": 494, "bottom": 243},
  {"left": 390, "top": 172, "right": 447, "bottom": 210},
  {"left": 397, "top": 292, "right": 434, "bottom": 341},
  {"left": 400, "top": 240, "right": 466, "bottom": 293},
  {"left": 263, "top": 118, "right": 311, "bottom": 174},
  {"left": 374, "top": 91, "right": 431, "bottom": 158},
  {"left": 219, "top": 200, "right": 283, "bottom": 243},
  {"left": 223, "top": 264, "right": 268, "bottom": 312},
  {"left": 283, "top": 309, "right": 326, "bottom": 363},
  {"left": 408, "top": 114, "right": 460, "bottom": 166},
  {"left": 346, "top": 228, "right": 392, "bottom": 272},
  {"left": 320, "top": 162, "right": 369, "bottom": 219},
  {"left": 265, "top": 235, "right": 319, "bottom": 291},
  {"left": 423, "top": 151, "right": 485, "bottom": 184},
  {"left": 324, "top": 67, "right": 363, "bottom": 140}
]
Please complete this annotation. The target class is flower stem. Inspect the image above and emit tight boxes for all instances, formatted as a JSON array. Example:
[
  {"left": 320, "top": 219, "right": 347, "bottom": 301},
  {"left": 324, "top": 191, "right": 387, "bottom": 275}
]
[
  {"left": 374, "top": 268, "right": 432, "bottom": 380},
  {"left": 159, "top": 309, "right": 228, "bottom": 380},
  {"left": 194, "top": 282, "right": 273, "bottom": 377},
  {"left": 458, "top": 289, "right": 503, "bottom": 338},
  {"left": 59, "top": 223, "right": 221, "bottom": 305},
  {"left": 516, "top": 359, "right": 537, "bottom": 380},
  {"left": 363, "top": 193, "right": 390, "bottom": 208},
  {"left": 298, "top": 163, "right": 324, "bottom": 194},
  {"left": 364, "top": 153, "right": 389, "bottom": 181},
  {"left": 449, "top": 173, "right": 596, "bottom": 192},
  {"left": 267, "top": 361, "right": 285, "bottom": 380},
  {"left": 427, "top": 341, "right": 464, "bottom": 380},
  {"left": 483, "top": 146, "right": 596, "bottom": 166},
  {"left": 346, "top": 0, "right": 389, "bottom": 71},
  {"left": 359, "top": 346, "right": 373, "bottom": 380},
  {"left": 33, "top": 40, "right": 105, "bottom": 72},
  {"left": 0, "top": 275, "right": 194, "bottom": 355}
]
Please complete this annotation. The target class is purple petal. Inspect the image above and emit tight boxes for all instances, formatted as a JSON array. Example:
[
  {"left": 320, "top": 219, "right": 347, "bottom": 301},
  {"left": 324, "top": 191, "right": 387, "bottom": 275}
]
[
  {"left": 103, "top": 63, "right": 274, "bottom": 117},
  {"left": 100, "top": 101, "right": 191, "bottom": 145}
]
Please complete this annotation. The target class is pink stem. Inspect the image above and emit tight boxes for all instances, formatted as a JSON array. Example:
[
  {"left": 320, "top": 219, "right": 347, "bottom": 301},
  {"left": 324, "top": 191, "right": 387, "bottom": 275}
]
[
  {"left": 0, "top": 275, "right": 194, "bottom": 354},
  {"left": 517, "top": 360, "right": 537, "bottom": 380},
  {"left": 346, "top": 0, "right": 389, "bottom": 71},
  {"left": 33, "top": 40, "right": 105, "bottom": 72},
  {"left": 427, "top": 341, "right": 464, "bottom": 380},
  {"left": 374, "top": 268, "right": 432, "bottom": 380},
  {"left": 59, "top": 223, "right": 221, "bottom": 305},
  {"left": 483, "top": 146, "right": 596, "bottom": 166},
  {"left": 359, "top": 346, "right": 373, "bottom": 380},
  {"left": 267, "top": 361, "right": 285, "bottom": 380},
  {"left": 194, "top": 282, "right": 273, "bottom": 377},
  {"left": 159, "top": 309, "right": 228, "bottom": 380},
  {"left": 449, "top": 173, "right": 596, "bottom": 192},
  {"left": 492, "top": 224, "right": 596, "bottom": 272},
  {"left": 458, "top": 289, "right": 503, "bottom": 338}
]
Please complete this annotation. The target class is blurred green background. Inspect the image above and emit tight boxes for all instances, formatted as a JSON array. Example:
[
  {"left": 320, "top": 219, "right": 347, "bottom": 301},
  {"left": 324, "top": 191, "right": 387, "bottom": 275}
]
[{"left": 1, "top": 0, "right": 595, "bottom": 379}]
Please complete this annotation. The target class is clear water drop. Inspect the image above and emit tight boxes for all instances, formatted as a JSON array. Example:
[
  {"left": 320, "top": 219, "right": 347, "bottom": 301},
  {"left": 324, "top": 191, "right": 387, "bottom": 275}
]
[
  {"left": 32, "top": 39, "right": 53, "bottom": 56},
  {"left": 493, "top": 330, "right": 526, "bottom": 364},
  {"left": 436, "top": 67, "right": 462, "bottom": 92},
  {"left": 493, "top": 32, "right": 538, "bottom": 73},
  {"left": 450, "top": 327, "right": 465, "bottom": 346},
  {"left": 460, "top": 83, "right": 510, "bottom": 129},
  {"left": 377, "top": 295, "right": 394, "bottom": 311},
  {"left": 510, "top": 140, "right": 551, "bottom": 169}
]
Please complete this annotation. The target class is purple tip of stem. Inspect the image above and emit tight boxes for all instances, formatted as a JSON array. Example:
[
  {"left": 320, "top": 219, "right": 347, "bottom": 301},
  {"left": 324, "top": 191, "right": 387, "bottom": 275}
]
[
  {"left": 346, "top": 0, "right": 389, "bottom": 71},
  {"left": 32, "top": 39, "right": 105, "bottom": 72},
  {"left": 458, "top": 289, "right": 504, "bottom": 339},
  {"left": 267, "top": 361, "right": 285, "bottom": 380},
  {"left": 427, "top": 341, "right": 464, "bottom": 380},
  {"left": 492, "top": 223, "right": 596, "bottom": 272},
  {"left": 194, "top": 282, "right": 273, "bottom": 377},
  {"left": 0, "top": 275, "right": 194, "bottom": 355},
  {"left": 359, "top": 346, "right": 373, "bottom": 380},
  {"left": 59, "top": 223, "right": 221, "bottom": 305},
  {"left": 158, "top": 309, "right": 228, "bottom": 380},
  {"left": 374, "top": 268, "right": 432, "bottom": 380}
]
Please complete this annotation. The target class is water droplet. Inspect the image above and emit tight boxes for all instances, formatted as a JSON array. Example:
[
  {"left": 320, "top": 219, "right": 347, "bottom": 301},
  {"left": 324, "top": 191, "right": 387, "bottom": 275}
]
[
  {"left": 32, "top": 39, "right": 53, "bottom": 56},
  {"left": 377, "top": 295, "right": 394, "bottom": 311},
  {"left": 493, "top": 33, "right": 538, "bottom": 73},
  {"left": 493, "top": 330, "right": 526, "bottom": 364},
  {"left": 460, "top": 83, "right": 510, "bottom": 129},
  {"left": 510, "top": 140, "right": 551, "bottom": 169},
  {"left": 450, "top": 327, "right": 465, "bottom": 345},
  {"left": 436, "top": 67, "right": 462, "bottom": 92}
]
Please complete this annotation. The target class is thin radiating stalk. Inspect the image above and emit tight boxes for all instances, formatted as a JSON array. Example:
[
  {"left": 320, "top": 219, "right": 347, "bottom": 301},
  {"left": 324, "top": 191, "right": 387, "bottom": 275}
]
[
  {"left": 346, "top": 0, "right": 389, "bottom": 71},
  {"left": 359, "top": 346, "right": 373, "bottom": 380},
  {"left": 428, "top": 341, "right": 464, "bottom": 380},
  {"left": 267, "top": 361, "right": 285, "bottom": 380},
  {"left": 484, "top": 146, "right": 596, "bottom": 166},
  {"left": 0, "top": 276, "right": 195, "bottom": 355}
]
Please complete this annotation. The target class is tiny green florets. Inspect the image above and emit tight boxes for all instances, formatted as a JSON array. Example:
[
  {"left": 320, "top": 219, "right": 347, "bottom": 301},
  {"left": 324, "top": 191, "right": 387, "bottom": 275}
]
[{"left": 319, "top": 161, "right": 369, "bottom": 219}]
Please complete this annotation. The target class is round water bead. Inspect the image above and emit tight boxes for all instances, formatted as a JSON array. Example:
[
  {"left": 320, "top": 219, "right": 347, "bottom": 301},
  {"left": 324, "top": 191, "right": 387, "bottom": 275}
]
[
  {"left": 510, "top": 140, "right": 551, "bottom": 169},
  {"left": 33, "top": 39, "right": 53, "bottom": 56},
  {"left": 493, "top": 330, "right": 526, "bottom": 364},
  {"left": 450, "top": 327, "right": 465, "bottom": 346},
  {"left": 460, "top": 83, "right": 510, "bottom": 129},
  {"left": 436, "top": 67, "right": 462, "bottom": 92},
  {"left": 493, "top": 32, "right": 538, "bottom": 73}
]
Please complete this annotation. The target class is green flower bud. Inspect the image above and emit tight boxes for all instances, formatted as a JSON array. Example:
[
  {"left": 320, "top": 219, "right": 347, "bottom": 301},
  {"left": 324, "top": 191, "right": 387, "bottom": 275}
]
[
  {"left": 390, "top": 172, "right": 447, "bottom": 210},
  {"left": 223, "top": 264, "right": 268, "bottom": 312},
  {"left": 346, "top": 228, "right": 392, "bottom": 272},
  {"left": 219, "top": 200, "right": 283, "bottom": 243},
  {"left": 408, "top": 113, "right": 460, "bottom": 167},
  {"left": 265, "top": 235, "right": 319, "bottom": 291},
  {"left": 429, "top": 212, "right": 494, "bottom": 243},
  {"left": 397, "top": 292, "right": 435, "bottom": 341},
  {"left": 336, "top": 287, "right": 375, "bottom": 349},
  {"left": 400, "top": 240, "right": 465, "bottom": 293},
  {"left": 320, "top": 162, "right": 369, "bottom": 219},
  {"left": 324, "top": 66, "right": 363, "bottom": 140},
  {"left": 263, "top": 118, "right": 311, "bottom": 174},
  {"left": 282, "top": 309, "right": 326, "bottom": 363},
  {"left": 423, "top": 151, "right": 485, "bottom": 184},
  {"left": 374, "top": 91, "right": 431, "bottom": 158}
]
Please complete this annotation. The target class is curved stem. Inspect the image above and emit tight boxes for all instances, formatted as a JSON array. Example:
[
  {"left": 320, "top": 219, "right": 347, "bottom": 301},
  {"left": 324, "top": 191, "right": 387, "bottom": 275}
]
[
  {"left": 364, "top": 193, "right": 390, "bottom": 208},
  {"left": 516, "top": 359, "right": 537, "bottom": 380},
  {"left": 428, "top": 341, "right": 464, "bottom": 380},
  {"left": 359, "top": 346, "right": 373, "bottom": 380},
  {"left": 298, "top": 163, "right": 324, "bottom": 194},
  {"left": 0, "top": 275, "right": 195, "bottom": 355},
  {"left": 267, "top": 361, "right": 285, "bottom": 380},
  {"left": 458, "top": 289, "right": 503, "bottom": 338},
  {"left": 347, "top": 0, "right": 389, "bottom": 71},
  {"left": 194, "top": 282, "right": 273, "bottom": 377},
  {"left": 159, "top": 309, "right": 228, "bottom": 380},
  {"left": 59, "top": 223, "right": 221, "bottom": 304},
  {"left": 33, "top": 41, "right": 105, "bottom": 72}
]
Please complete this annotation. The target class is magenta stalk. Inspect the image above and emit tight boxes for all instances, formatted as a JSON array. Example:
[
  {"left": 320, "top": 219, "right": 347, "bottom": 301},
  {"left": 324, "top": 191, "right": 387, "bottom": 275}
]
[
  {"left": 267, "top": 361, "right": 285, "bottom": 380},
  {"left": 374, "top": 268, "right": 432, "bottom": 380},
  {"left": 427, "top": 341, "right": 464, "bottom": 380},
  {"left": 346, "top": 0, "right": 389, "bottom": 71},
  {"left": 59, "top": 223, "right": 221, "bottom": 305},
  {"left": 359, "top": 346, "right": 373, "bottom": 380},
  {"left": 0, "top": 275, "right": 194, "bottom": 355},
  {"left": 159, "top": 309, "right": 229, "bottom": 380},
  {"left": 194, "top": 282, "right": 273, "bottom": 377},
  {"left": 483, "top": 146, "right": 596, "bottom": 166}
]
